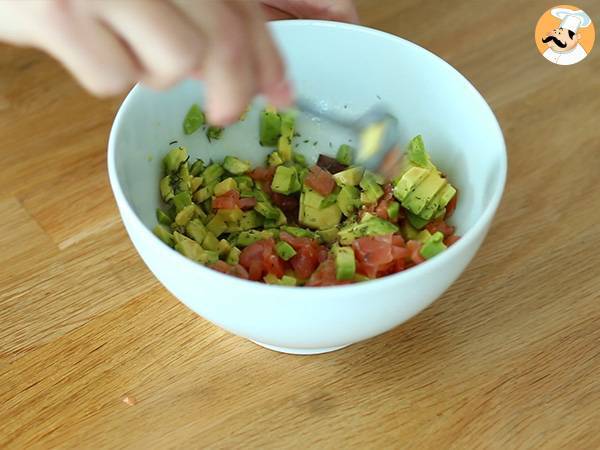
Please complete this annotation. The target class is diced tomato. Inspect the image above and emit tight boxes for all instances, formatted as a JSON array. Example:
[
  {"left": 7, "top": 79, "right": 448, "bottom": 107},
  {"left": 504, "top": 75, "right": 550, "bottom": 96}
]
[
  {"left": 356, "top": 260, "right": 378, "bottom": 279},
  {"left": 375, "top": 199, "right": 390, "bottom": 220},
  {"left": 426, "top": 219, "right": 455, "bottom": 237},
  {"left": 240, "top": 238, "right": 285, "bottom": 281},
  {"left": 445, "top": 235, "right": 460, "bottom": 246},
  {"left": 213, "top": 190, "right": 240, "bottom": 209},
  {"left": 238, "top": 197, "right": 257, "bottom": 210},
  {"left": 280, "top": 232, "right": 315, "bottom": 250},
  {"left": 353, "top": 236, "right": 394, "bottom": 266},
  {"left": 307, "top": 257, "right": 352, "bottom": 287},
  {"left": 382, "top": 183, "right": 394, "bottom": 200},
  {"left": 406, "top": 240, "right": 425, "bottom": 265},
  {"left": 304, "top": 166, "right": 336, "bottom": 196},
  {"left": 445, "top": 192, "right": 458, "bottom": 219},
  {"left": 210, "top": 260, "right": 231, "bottom": 273},
  {"left": 392, "top": 234, "right": 405, "bottom": 247},
  {"left": 250, "top": 166, "right": 276, "bottom": 182},
  {"left": 248, "top": 260, "right": 263, "bottom": 281},
  {"left": 230, "top": 264, "right": 249, "bottom": 279},
  {"left": 318, "top": 246, "right": 329, "bottom": 263}
]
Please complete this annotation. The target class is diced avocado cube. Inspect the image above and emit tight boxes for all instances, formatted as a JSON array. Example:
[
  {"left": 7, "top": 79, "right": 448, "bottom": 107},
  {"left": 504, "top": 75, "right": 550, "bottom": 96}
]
[
  {"left": 206, "top": 214, "right": 227, "bottom": 237},
  {"left": 202, "top": 231, "right": 220, "bottom": 251},
  {"left": 338, "top": 215, "right": 399, "bottom": 245},
  {"left": 190, "top": 177, "right": 203, "bottom": 193},
  {"left": 156, "top": 208, "right": 172, "bottom": 226},
  {"left": 336, "top": 144, "right": 354, "bottom": 165},
  {"left": 335, "top": 246, "right": 356, "bottom": 281},
  {"left": 253, "top": 187, "right": 269, "bottom": 203},
  {"left": 420, "top": 231, "right": 447, "bottom": 259},
  {"left": 216, "top": 207, "right": 243, "bottom": 224},
  {"left": 226, "top": 246, "right": 242, "bottom": 265},
  {"left": 194, "top": 205, "right": 208, "bottom": 223},
  {"left": 190, "top": 159, "right": 206, "bottom": 177},
  {"left": 420, "top": 183, "right": 457, "bottom": 220},
  {"left": 263, "top": 273, "right": 280, "bottom": 285},
  {"left": 402, "top": 171, "right": 446, "bottom": 215},
  {"left": 271, "top": 165, "right": 300, "bottom": 195},
  {"left": 299, "top": 188, "right": 342, "bottom": 230},
  {"left": 280, "top": 226, "right": 317, "bottom": 239},
  {"left": 279, "top": 275, "right": 297, "bottom": 286},
  {"left": 173, "top": 231, "right": 217, "bottom": 264},
  {"left": 183, "top": 104, "right": 205, "bottom": 135},
  {"left": 333, "top": 166, "right": 364, "bottom": 186},
  {"left": 407, "top": 135, "right": 429, "bottom": 167},
  {"left": 393, "top": 166, "right": 429, "bottom": 202},
  {"left": 259, "top": 108, "right": 281, "bottom": 146},
  {"left": 254, "top": 202, "right": 280, "bottom": 220},
  {"left": 206, "top": 126, "right": 223, "bottom": 141},
  {"left": 178, "top": 163, "right": 191, "bottom": 192},
  {"left": 387, "top": 201, "right": 400, "bottom": 220},
  {"left": 173, "top": 191, "right": 192, "bottom": 213},
  {"left": 302, "top": 188, "right": 325, "bottom": 208},
  {"left": 276, "top": 241, "right": 296, "bottom": 261},
  {"left": 160, "top": 175, "right": 175, "bottom": 202},
  {"left": 214, "top": 177, "right": 238, "bottom": 197},
  {"left": 406, "top": 211, "right": 429, "bottom": 230},
  {"left": 163, "top": 147, "right": 188, "bottom": 174},
  {"left": 417, "top": 229, "right": 432, "bottom": 243},
  {"left": 363, "top": 170, "right": 385, "bottom": 185},
  {"left": 337, "top": 185, "right": 360, "bottom": 217},
  {"left": 175, "top": 204, "right": 196, "bottom": 226},
  {"left": 186, "top": 219, "right": 207, "bottom": 244},
  {"left": 202, "top": 164, "right": 225, "bottom": 185},
  {"left": 278, "top": 136, "right": 293, "bottom": 162},
  {"left": 223, "top": 156, "right": 251, "bottom": 175},
  {"left": 217, "top": 239, "right": 231, "bottom": 256},
  {"left": 400, "top": 220, "right": 419, "bottom": 240},
  {"left": 153, "top": 224, "right": 174, "bottom": 246},
  {"left": 320, "top": 193, "right": 338, "bottom": 209},
  {"left": 201, "top": 198, "right": 213, "bottom": 214},
  {"left": 193, "top": 184, "right": 214, "bottom": 204},
  {"left": 293, "top": 152, "right": 307, "bottom": 167},
  {"left": 318, "top": 227, "right": 339, "bottom": 244},
  {"left": 433, "top": 207, "right": 447, "bottom": 220},
  {"left": 359, "top": 173, "right": 384, "bottom": 205},
  {"left": 237, "top": 230, "right": 273, "bottom": 247},
  {"left": 264, "top": 208, "right": 287, "bottom": 228},
  {"left": 234, "top": 175, "right": 254, "bottom": 192},
  {"left": 267, "top": 151, "right": 284, "bottom": 167},
  {"left": 280, "top": 111, "right": 295, "bottom": 138},
  {"left": 239, "top": 210, "right": 264, "bottom": 230}
]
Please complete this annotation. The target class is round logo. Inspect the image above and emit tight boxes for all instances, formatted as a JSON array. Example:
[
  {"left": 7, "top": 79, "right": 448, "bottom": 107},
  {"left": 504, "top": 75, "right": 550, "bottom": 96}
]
[{"left": 535, "top": 4, "right": 595, "bottom": 65}]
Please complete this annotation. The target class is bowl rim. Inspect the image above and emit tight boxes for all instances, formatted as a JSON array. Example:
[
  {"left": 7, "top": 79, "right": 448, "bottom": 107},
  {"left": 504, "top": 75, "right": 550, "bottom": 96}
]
[{"left": 107, "top": 19, "right": 507, "bottom": 293}]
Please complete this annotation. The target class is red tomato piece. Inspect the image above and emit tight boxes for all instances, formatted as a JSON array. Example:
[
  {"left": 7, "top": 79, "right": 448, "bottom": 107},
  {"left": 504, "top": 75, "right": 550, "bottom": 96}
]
[
  {"left": 352, "top": 236, "right": 394, "bottom": 266},
  {"left": 392, "top": 234, "right": 406, "bottom": 247},
  {"left": 250, "top": 166, "right": 276, "bottom": 182},
  {"left": 230, "top": 264, "right": 249, "bottom": 279},
  {"left": 213, "top": 190, "right": 240, "bottom": 209},
  {"left": 426, "top": 219, "right": 455, "bottom": 237},
  {"left": 375, "top": 199, "right": 390, "bottom": 220},
  {"left": 445, "top": 192, "right": 458, "bottom": 219},
  {"left": 238, "top": 197, "right": 257, "bottom": 210},
  {"left": 210, "top": 260, "right": 231, "bottom": 274},
  {"left": 445, "top": 235, "right": 460, "bottom": 246},
  {"left": 406, "top": 240, "right": 425, "bottom": 265},
  {"left": 304, "top": 166, "right": 336, "bottom": 196}
]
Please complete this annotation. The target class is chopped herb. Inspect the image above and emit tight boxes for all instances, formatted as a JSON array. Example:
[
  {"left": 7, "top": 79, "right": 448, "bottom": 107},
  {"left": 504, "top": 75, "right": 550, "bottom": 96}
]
[
  {"left": 303, "top": 139, "right": 310, "bottom": 144},
  {"left": 206, "top": 126, "right": 223, "bottom": 142},
  {"left": 293, "top": 132, "right": 301, "bottom": 137},
  {"left": 329, "top": 142, "right": 333, "bottom": 148},
  {"left": 376, "top": 94, "right": 382, "bottom": 100},
  {"left": 169, "top": 140, "right": 178, "bottom": 145},
  {"left": 343, "top": 104, "right": 348, "bottom": 109},
  {"left": 313, "top": 141, "right": 318, "bottom": 146}
]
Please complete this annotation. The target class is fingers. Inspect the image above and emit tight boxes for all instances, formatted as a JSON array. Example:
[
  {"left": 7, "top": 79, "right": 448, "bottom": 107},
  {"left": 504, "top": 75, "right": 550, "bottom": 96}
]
[
  {"left": 261, "top": 0, "right": 359, "bottom": 24},
  {"left": 32, "top": 1, "right": 140, "bottom": 96},
  {"left": 235, "top": 2, "right": 293, "bottom": 108},
  {"left": 93, "top": 0, "right": 204, "bottom": 90}
]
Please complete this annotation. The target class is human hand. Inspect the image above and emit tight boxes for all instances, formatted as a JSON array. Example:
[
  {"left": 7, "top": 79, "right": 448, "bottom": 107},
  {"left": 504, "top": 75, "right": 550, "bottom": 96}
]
[{"left": 0, "top": 0, "right": 357, "bottom": 125}]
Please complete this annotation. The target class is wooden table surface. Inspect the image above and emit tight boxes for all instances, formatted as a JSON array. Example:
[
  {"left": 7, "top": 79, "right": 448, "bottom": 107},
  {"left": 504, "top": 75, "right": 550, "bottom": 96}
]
[{"left": 1, "top": 1, "right": 599, "bottom": 448}]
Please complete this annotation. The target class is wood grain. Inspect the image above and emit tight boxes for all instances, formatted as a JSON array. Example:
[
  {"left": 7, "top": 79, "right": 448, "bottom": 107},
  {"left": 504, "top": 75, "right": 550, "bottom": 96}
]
[{"left": 1, "top": 1, "right": 600, "bottom": 448}]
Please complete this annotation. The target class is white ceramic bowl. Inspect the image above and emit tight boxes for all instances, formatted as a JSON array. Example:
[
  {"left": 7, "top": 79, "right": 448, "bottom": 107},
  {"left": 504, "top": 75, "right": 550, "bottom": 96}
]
[{"left": 108, "top": 20, "right": 506, "bottom": 354}]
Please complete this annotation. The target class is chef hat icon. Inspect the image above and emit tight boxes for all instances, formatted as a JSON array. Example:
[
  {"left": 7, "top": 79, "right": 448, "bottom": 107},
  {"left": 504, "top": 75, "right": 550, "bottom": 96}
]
[{"left": 551, "top": 8, "right": 592, "bottom": 33}]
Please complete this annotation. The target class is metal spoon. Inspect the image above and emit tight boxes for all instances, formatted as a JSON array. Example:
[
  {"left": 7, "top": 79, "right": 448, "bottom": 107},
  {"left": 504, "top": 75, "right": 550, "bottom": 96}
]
[{"left": 294, "top": 98, "right": 402, "bottom": 177}]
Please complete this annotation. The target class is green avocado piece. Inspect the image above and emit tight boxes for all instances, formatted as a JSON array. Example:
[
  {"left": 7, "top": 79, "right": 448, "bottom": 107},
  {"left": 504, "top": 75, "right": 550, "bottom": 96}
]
[
  {"left": 223, "top": 156, "right": 251, "bottom": 175},
  {"left": 156, "top": 208, "right": 172, "bottom": 226},
  {"left": 264, "top": 208, "right": 287, "bottom": 228},
  {"left": 279, "top": 275, "right": 297, "bottom": 286},
  {"left": 407, "top": 135, "right": 429, "bottom": 167},
  {"left": 206, "top": 214, "right": 227, "bottom": 237},
  {"left": 186, "top": 219, "right": 207, "bottom": 244},
  {"left": 387, "top": 201, "right": 400, "bottom": 220},
  {"left": 202, "top": 164, "right": 225, "bottom": 186},
  {"left": 293, "top": 152, "right": 307, "bottom": 167},
  {"left": 163, "top": 147, "right": 188, "bottom": 174},
  {"left": 278, "top": 136, "right": 293, "bottom": 162},
  {"left": 267, "top": 151, "right": 284, "bottom": 167},
  {"left": 216, "top": 207, "right": 243, "bottom": 223},
  {"left": 416, "top": 229, "right": 432, "bottom": 243},
  {"left": 406, "top": 211, "right": 429, "bottom": 230},
  {"left": 320, "top": 192, "right": 338, "bottom": 209},
  {"left": 177, "top": 163, "right": 191, "bottom": 192},
  {"left": 420, "top": 183, "right": 457, "bottom": 220},
  {"left": 253, "top": 186, "right": 269, "bottom": 203},
  {"left": 183, "top": 104, "right": 205, "bottom": 135},
  {"left": 239, "top": 210, "right": 264, "bottom": 230},
  {"left": 338, "top": 214, "right": 399, "bottom": 245},
  {"left": 280, "top": 226, "right": 317, "bottom": 239},
  {"left": 193, "top": 181, "right": 217, "bottom": 204},
  {"left": 402, "top": 171, "right": 446, "bottom": 215},
  {"left": 213, "top": 177, "right": 238, "bottom": 197},
  {"left": 206, "top": 126, "right": 223, "bottom": 141},
  {"left": 202, "top": 231, "right": 220, "bottom": 252},
  {"left": 174, "top": 204, "right": 196, "bottom": 226},
  {"left": 217, "top": 239, "right": 231, "bottom": 256},
  {"left": 190, "top": 159, "right": 206, "bottom": 177},
  {"left": 280, "top": 111, "right": 295, "bottom": 138},
  {"left": 153, "top": 224, "right": 174, "bottom": 246},
  {"left": 359, "top": 171, "right": 384, "bottom": 205},
  {"left": 160, "top": 175, "right": 175, "bottom": 202},
  {"left": 271, "top": 165, "right": 300, "bottom": 195},
  {"left": 174, "top": 232, "right": 218, "bottom": 264},
  {"left": 226, "top": 246, "right": 241, "bottom": 265},
  {"left": 336, "top": 144, "right": 354, "bottom": 166},
  {"left": 259, "top": 108, "right": 281, "bottom": 146},
  {"left": 254, "top": 201, "right": 280, "bottom": 220},
  {"left": 190, "top": 177, "right": 203, "bottom": 193},
  {"left": 234, "top": 175, "right": 254, "bottom": 192},
  {"left": 420, "top": 231, "right": 447, "bottom": 259},
  {"left": 335, "top": 246, "right": 356, "bottom": 281},
  {"left": 333, "top": 166, "right": 364, "bottom": 186},
  {"left": 173, "top": 191, "right": 192, "bottom": 213},
  {"left": 299, "top": 188, "right": 342, "bottom": 230},
  {"left": 400, "top": 220, "right": 419, "bottom": 240},
  {"left": 337, "top": 185, "right": 360, "bottom": 217},
  {"left": 317, "top": 227, "right": 338, "bottom": 244},
  {"left": 276, "top": 241, "right": 297, "bottom": 261},
  {"left": 237, "top": 230, "right": 274, "bottom": 247},
  {"left": 393, "top": 166, "right": 429, "bottom": 202}
]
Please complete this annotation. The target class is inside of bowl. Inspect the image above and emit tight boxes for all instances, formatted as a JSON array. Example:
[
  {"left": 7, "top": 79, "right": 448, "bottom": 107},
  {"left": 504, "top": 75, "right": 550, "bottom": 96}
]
[{"left": 111, "top": 21, "right": 505, "bottom": 237}]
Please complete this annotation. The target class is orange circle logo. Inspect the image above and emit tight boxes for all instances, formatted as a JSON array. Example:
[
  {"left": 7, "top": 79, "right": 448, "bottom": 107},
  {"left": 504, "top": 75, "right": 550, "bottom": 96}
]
[{"left": 535, "top": 5, "right": 595, "bottom": 65}]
